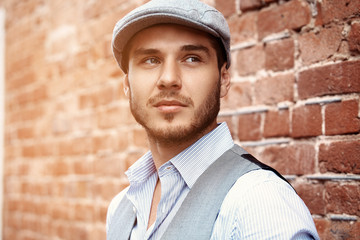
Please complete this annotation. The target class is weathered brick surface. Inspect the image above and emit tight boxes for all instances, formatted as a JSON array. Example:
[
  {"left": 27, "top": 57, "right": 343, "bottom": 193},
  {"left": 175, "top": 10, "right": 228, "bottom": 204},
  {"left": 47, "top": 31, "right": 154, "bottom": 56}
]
[
  {"left": 265, "top": 38, "right": 295, "bottom": 71},
  {"left": 2, "top": 0, "right": 360, "bottom": 239},
  {"left": 221, "top": 81, "right": 253, "bottom": 109},
  {"left": 298, "top": 24, "right": 343, "bottom": 65},
  {"left": 315, "top": 219, "right": 360, "bottom": 240},
  {"left": 257, "top": 0, "right": 311, "bottom": 39},
  {"left": 263, "top": 109, "right": 290, "bottom": 137},
  {"left": 254, "top": 73, "right": 294, "bottom": 105},
  {"left": 291, "top": 104, "right": 322, "bottom": 138},
  {"left": 325, "top": 99, "right": 360, "bottom": 136},
  {"left": 325, "top": 182, "right": 360, "bottom": 216},
  {"left": 240, "top": 0, "right": 263, "bottom": 11},
  {"left": 295, "top": 182, "right": 326, "bottom": 215},
  {"left": 228, "top": 11, "right": 257, "bottom": 44},
  {"left": 214, "top": 0, "right": 236, "bottom": 17},
  {"left": 298, "top": 60, "right": 360, "bottom": 99},
  {"left": 319, "top": 139, "right": 360, "bottom": 174},
  {"left": 236, "top": 44, "right": 265, "bottom": 75},
  {"left": 259, "top": 143, "right": 316, "bottom": 175},
  {"left": 348, "top": 22, "right": 360, "bottom": 54},
  {"left": 237, "top": 113, "right": 262, "bottom": 141},
  {"left": 320, "top": 0, "right": 360, "bottom": 25}
]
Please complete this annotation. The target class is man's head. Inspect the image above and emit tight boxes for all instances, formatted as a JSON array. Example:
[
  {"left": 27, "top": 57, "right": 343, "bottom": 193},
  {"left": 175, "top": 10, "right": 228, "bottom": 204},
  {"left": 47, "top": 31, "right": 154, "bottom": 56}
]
[
  {"left": 112, "top": 0, "right": 231, "bottom": 74},
  {"left": 112, "top": 0, "right": 231, "bottom": 144}
]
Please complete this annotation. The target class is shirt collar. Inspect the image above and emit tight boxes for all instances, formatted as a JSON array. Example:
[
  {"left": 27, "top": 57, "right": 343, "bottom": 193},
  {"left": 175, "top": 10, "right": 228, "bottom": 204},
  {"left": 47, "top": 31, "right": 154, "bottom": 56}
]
[
  {"left": 125, "top": 122, "right": 234, "bottom": 188},
  {"left": 170, "top": 122, "right": 234, "bottom": 188},
  {"left": 126, "top": 151, "right": 156, "bottom": 184}
]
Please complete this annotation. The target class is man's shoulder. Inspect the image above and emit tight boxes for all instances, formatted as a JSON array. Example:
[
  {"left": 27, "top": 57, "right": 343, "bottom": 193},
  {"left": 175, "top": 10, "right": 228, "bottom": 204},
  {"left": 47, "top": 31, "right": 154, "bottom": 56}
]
[
  {"left": 231, "top": 169, "right": 294, "bottom": 197},
  {"left": 215, "top": 169, "right": 319, "bottom": 239},
  {"left": 106, "top": 186, "right": 129, "bottom": 225}
]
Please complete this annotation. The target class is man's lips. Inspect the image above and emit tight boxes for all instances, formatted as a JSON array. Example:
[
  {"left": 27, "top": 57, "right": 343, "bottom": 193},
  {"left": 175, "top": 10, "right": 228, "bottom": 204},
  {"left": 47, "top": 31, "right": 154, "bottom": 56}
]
[{"left": 153, "top": 100, "right": 187, "bottom": 112}]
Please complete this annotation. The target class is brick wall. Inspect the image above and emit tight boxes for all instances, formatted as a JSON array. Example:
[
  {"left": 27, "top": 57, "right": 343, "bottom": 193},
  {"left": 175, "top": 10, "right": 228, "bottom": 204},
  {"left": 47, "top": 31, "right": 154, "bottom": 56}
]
[{"left": 1, "top": 0, "right": 359, "bottom": 239}]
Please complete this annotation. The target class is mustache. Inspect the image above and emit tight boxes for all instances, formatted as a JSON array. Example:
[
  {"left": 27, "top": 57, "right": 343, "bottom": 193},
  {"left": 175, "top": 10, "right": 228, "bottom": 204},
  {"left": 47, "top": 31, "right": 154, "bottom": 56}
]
[{"left": 147, "top": 91, "right": 194, "bottom": 106}]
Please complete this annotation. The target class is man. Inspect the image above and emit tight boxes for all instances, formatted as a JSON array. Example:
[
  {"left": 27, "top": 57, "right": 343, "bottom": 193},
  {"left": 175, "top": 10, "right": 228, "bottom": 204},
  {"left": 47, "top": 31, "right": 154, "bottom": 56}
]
[{"left": 107, "top": 0, "right": 320, "bottom": 239}]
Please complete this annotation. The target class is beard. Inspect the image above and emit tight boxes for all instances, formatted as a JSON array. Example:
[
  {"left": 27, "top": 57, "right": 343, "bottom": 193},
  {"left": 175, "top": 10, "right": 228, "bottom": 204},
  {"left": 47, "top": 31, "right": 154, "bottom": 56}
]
[{"left": 129, "top": 80, "right": 221, "bottom": 145}]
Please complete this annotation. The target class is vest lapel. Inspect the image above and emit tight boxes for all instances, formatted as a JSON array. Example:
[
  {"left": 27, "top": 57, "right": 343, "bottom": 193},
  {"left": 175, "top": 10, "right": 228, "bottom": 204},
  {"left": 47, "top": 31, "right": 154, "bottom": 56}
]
[{"left": 160, "top": 145, "right": 260, "bottom": 240}]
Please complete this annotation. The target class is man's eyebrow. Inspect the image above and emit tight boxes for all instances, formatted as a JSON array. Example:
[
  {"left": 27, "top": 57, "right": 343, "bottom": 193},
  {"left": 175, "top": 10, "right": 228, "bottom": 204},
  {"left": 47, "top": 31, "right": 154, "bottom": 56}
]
[
  {"left": 181, "top": 45, "right": 210, "bottom": 55},
  {"left": 132, "top": 48, "right": 160, "bottom": 57}
]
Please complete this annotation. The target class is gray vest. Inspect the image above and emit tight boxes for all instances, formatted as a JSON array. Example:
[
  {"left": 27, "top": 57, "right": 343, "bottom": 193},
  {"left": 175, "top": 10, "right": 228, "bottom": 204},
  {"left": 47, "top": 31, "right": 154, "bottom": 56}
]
[{"left": 107, "top": 144, "right": 290, "bottom": 240}]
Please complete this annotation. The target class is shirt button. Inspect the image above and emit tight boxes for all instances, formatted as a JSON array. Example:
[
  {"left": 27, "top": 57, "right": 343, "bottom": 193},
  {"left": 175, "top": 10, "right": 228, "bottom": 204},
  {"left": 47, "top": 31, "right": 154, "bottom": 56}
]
[
  {"left": 133, "top": 206, "right": 136, "bottom": 214},
  {"left": 166, "top": 166, "right": 172, "bottom": 170}
]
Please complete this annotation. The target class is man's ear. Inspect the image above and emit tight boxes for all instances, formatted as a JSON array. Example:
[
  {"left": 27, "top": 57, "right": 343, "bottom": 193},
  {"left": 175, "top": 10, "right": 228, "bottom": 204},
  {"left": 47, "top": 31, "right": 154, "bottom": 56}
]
[
  {"left": 219, "top": 63, "right": 231, "bottom": 98},
  {"left": 123, "top": 75, "right": 130, "bottom": 98}
]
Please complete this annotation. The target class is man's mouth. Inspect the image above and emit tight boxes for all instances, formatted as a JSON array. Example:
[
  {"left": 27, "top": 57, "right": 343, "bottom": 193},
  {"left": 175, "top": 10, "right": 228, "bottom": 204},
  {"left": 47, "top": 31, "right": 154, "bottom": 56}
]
[{"left": 153, "top": 99, "right": 187, "bottom": 113}]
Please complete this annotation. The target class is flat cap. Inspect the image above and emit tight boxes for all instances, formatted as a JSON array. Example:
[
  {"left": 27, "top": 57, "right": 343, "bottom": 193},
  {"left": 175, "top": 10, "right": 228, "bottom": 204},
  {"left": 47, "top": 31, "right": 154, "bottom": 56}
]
[{"left": 112, "top": 0, "right": 231, "bottom": 72}]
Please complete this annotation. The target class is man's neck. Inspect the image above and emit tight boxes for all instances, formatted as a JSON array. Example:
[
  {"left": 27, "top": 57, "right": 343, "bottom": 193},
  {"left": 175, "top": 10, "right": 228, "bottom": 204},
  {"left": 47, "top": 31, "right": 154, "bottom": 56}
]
[{"left": 147, "top": 123, "right": 218, "bottom": 170}]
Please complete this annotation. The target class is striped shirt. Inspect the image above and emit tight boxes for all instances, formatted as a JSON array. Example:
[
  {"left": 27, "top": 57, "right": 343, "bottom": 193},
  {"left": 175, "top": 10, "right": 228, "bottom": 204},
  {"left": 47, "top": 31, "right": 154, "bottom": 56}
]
[{"left": 106, "top": 122, "right": 319, "bottom": 239}]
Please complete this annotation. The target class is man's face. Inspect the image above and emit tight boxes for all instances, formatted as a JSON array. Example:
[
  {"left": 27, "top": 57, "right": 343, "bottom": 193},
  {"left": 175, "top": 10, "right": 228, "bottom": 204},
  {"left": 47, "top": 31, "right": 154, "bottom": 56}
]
[{"left": 125, "top": 24, "right": 230, "bottom": 144}]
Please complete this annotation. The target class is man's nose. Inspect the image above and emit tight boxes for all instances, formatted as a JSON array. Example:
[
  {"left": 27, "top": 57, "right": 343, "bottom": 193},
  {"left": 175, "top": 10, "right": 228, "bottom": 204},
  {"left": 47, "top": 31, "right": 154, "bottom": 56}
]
[{"left": 157, "top": 60, "right": 182, "bottom": 90}]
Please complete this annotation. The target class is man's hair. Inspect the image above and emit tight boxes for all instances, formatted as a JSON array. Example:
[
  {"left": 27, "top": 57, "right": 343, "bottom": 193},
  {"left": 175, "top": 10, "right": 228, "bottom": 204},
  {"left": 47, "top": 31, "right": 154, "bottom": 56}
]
[{"left": 121, "top": 30, "right": 227, "bottom": 74}]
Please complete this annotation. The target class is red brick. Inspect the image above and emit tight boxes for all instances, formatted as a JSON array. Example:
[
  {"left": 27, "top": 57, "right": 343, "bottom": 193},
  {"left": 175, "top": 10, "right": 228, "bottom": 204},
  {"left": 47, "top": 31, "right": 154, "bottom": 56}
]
[
  {"left": 263, "top": 109, "right": 290, "bottom": 137},
  {"left": 254, "top": 73, "right": 294, "bottom": 105},
  {"left": 79, "top": 85, "right": 115, "bottom": 109},
  {"left": 298, "top": 60, "right": 360, "bottom": 99},
  {"left": 240, "top": 0, "right": 263, "bottom": 11},
  {"left": 118, "top": 129, "right": 131, "bottom": 151},
  {"left": 221, "top": 81, "right": 253, "bottom": 109},
  {"left": 51, "top": 159, "right": 71, "bottom": 176},
  {"left": 320, "top": 0, "right": 360, "bottom": 25},
  {"left": 70, "top": 137, "right": 93, "bottom": 155},
  {"left": 257, "top": 0, "right": 311, "bottom": 39},
  {"left": 6, "top": 70, "right": 36, "bottom": 91},
  {"left": 73, "top": 159, "right": 93, "bottom": 176},
  {"left": 93, "top": 180, "right": 127, "bottom": 201},
  {"left": 215, "top": 0, "right": 236, "bottom": 17},
  {"left": 236, "top": 44, "right": 265, "bottom": 76},
  {"left": 22, "top": 145, "right": 37, "bottom": 158},
  {"left": 314, "top": 219, "right": 330, "bottom": 239},
  {"left": 265, "top": 38, "right": 294, "bottom": 71},
  {"left": 348, "top": 22, "right": 360, "bottom": 54},
  {"left": 259, "top": 143, "right": 316, "bottom": 175},
  {"left": 93, "top": 134, "right": 118, "bottom": 153},
  {"left": 325, "top": 99, "right": 360, "bottom": 135},
  {"left": 94, "top": 156, "right": 126, "bottom": 178},
  {"left": 69, "top": 224, "right": 90, "bottom": 240},
  {"left": 237, "top": 113, "right": 262, "bottom": 141},
  {"left": 298, "top": 25, "right": 343, "bottom": 65},
  {"left": 295, "top": 182, "right": 326, "bottom": 215},
  {"left": 325, "top": 182, "right": 360, "bottom": 216},
  {"left": 97, "top": 105, "right": 134, "bottom": 129},
  {"left": 228, "top": 11, "right": 257, "bottom": 44},
  {"left": 319, "top": 140, "right": 360, "bottom": 174},
  {"left": 323, "top": 221, "right": 360, "bottom": 240},
  {"left": 292, "top": 104, "right": 322, "bottom": 138},
  {"left": 17, "top": 127, "right": 35, "bottom": 139},
  {"left": 74, "top": 202, "right": 95, "bottom": 222}
]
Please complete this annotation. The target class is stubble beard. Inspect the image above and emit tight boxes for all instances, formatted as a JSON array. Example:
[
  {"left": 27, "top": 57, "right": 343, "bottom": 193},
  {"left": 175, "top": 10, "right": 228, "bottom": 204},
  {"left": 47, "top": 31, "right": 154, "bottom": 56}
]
[{"left": 129, "top": 80, "right": 221, "bottom": 145}]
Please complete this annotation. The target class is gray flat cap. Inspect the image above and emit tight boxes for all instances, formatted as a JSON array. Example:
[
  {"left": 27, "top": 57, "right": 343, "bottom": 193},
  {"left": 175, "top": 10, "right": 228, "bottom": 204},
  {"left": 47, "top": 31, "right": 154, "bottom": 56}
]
[{"left": 112, "top": 0, "right": 231, "bottom": 72}]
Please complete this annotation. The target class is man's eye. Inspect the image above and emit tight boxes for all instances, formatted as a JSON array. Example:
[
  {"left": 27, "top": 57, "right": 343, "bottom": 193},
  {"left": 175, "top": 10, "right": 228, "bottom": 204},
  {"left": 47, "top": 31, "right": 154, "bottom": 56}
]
[
  {"left": 144, "top": 58, "right": 160, "bottom": 64},
  {"left": 185, "top": 56, "right": 200, "bottom": 63}
]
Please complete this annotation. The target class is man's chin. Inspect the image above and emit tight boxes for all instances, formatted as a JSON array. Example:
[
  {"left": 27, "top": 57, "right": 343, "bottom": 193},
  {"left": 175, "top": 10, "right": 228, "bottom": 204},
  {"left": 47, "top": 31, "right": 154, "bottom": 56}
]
[{"left": 145, "top": 124, "right": 196, "bottom": 144}]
